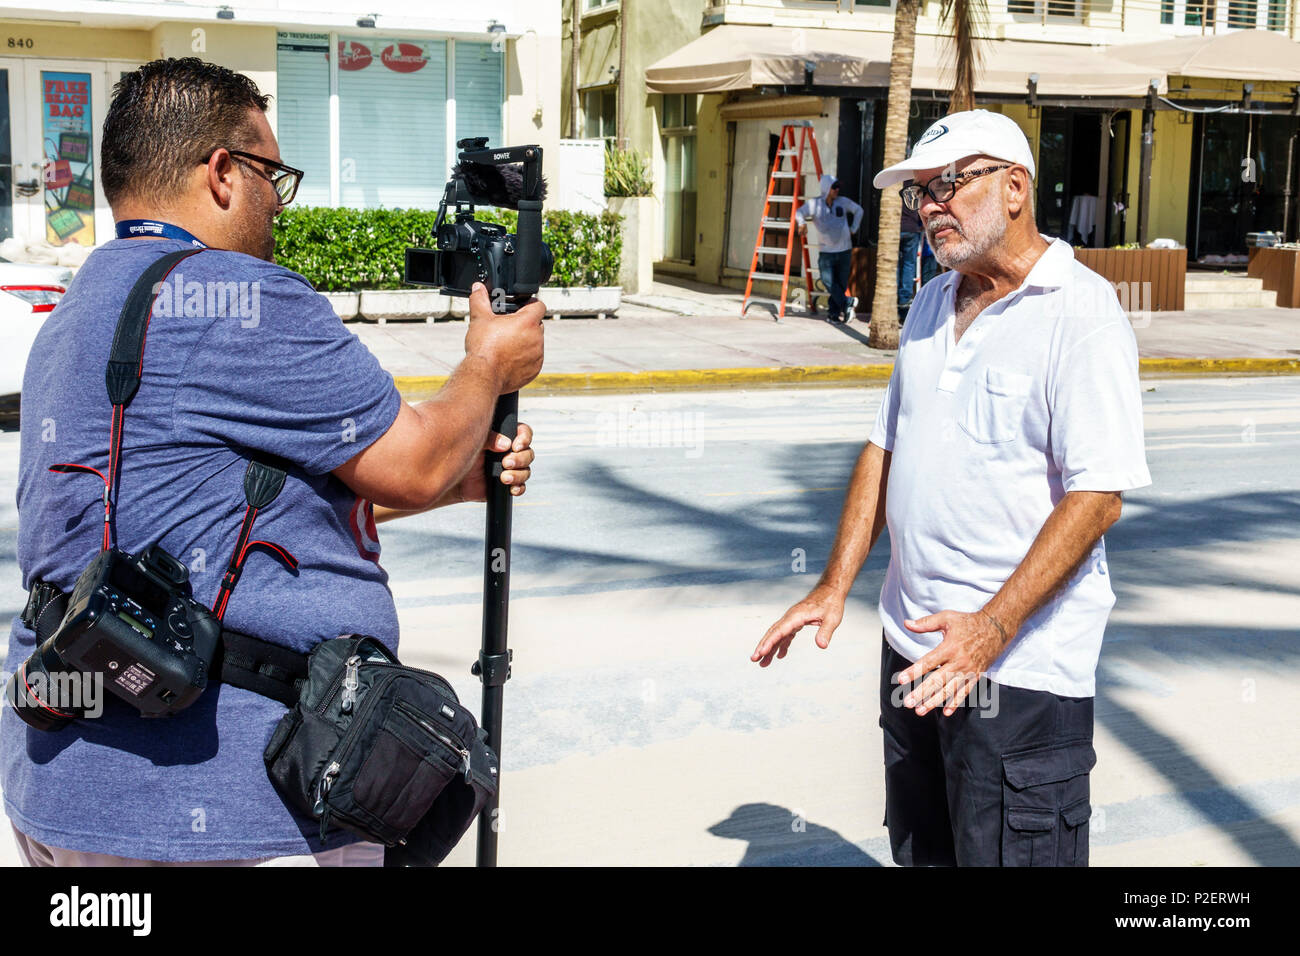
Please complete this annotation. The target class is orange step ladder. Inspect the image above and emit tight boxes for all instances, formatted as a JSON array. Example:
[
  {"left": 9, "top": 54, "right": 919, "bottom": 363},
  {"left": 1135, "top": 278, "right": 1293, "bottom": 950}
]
[{"left": 741, "top": 121, "right": 824, "bottom": 321}]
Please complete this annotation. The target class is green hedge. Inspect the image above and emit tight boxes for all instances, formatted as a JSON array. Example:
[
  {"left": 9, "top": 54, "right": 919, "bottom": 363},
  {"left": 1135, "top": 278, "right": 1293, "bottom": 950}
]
[{"left": 273, "top": 206, "right": 622, "bottom": 291}]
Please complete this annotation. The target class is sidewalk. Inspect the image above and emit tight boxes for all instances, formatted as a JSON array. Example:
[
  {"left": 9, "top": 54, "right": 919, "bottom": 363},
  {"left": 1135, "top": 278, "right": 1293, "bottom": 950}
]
[{"left": 352, "top": 276, "right": 1300, "bottom": 397}]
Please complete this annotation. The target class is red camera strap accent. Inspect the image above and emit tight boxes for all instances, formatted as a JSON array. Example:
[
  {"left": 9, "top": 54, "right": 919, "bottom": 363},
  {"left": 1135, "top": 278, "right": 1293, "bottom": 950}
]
[
  {"left": 212, "top": 506, "right": 298, "bottom": 622},
  {"left": 53, "top": 247, "right": 296, "bottom": 621},
  {"left": 48, "top": 462, "right": 112, "bottom": 550}
]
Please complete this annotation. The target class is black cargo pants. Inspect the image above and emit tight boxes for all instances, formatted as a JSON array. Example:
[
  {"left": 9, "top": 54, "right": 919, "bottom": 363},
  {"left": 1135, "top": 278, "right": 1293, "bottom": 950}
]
[{"left": 878, "top": 636, "right": 1096, "bottom": 867}]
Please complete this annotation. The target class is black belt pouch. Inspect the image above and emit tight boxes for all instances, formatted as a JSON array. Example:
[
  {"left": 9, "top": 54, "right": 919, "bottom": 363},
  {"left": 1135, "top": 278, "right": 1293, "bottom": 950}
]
[{"left": 263, "top": 635, "right": 499, "bottom": 866}]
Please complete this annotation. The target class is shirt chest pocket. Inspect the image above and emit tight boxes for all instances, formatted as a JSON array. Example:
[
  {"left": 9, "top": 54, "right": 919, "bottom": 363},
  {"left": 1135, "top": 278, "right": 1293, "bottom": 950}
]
[{"left": 959, "top": 367, "right": 1034, "bottom": 444}]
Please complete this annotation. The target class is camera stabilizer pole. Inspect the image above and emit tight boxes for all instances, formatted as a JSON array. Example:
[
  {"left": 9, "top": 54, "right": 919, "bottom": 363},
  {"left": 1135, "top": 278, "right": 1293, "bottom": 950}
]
[
  {"left": 404, "top": 138, "right": 545, "bottom": 867},
  {"left": 474, "top": 388, "right": 516, "bottom": 868},
  {"left": 453, "top": 139, "right": 544, "bottom": 869}
]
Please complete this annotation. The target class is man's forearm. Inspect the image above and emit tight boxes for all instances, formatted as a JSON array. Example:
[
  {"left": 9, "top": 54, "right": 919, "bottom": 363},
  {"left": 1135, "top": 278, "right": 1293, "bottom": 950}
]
[
  {"left": 372, "top": 487, "right": 460, "bottom": 524},
  {"left": 984, "top": 490, "right": 1123, "bottom": 639},
  {"left": 403, "top": 355, "right": 502, "bottom": 505},
  {"left": 820, "top": 441, "right": 890, "bottom": 596}
]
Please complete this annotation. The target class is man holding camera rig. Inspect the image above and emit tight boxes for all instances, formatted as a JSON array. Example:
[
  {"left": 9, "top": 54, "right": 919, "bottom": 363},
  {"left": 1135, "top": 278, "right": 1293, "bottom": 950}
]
[{"left": 1, "top": 58, "right": 543, "bottom": 866}]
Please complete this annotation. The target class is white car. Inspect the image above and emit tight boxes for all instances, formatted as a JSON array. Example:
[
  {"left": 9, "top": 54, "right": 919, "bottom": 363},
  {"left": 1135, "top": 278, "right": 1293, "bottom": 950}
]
[{"left": 0, "top": 257, "right": 72, "bottom": 417}]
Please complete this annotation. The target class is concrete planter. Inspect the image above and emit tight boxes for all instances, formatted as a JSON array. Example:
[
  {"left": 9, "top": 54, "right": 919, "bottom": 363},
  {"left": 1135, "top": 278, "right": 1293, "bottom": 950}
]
[
  {"left": 541, "top": 285, "right": 621, "bottom": 320},
  {"left": 358, "top": 289, "right": 449, "bottom": 323},
  {"left": 321, "top": 291, "right": 360, "bottom": 321},
  {"left": 608, "top": 195, "right": 656, "bottom": 294},
  {"left": 379, "top": 286, "right": 621, "bottom": 320}
]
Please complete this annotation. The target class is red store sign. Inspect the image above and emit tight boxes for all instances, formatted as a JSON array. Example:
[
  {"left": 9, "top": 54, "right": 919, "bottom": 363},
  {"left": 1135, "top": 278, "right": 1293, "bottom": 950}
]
[
  {"left": 336, "top": 41, "right": 372, "bottom": 71},
  {"left": 381, "top": 43, "right": 428, "bottom": 73}
]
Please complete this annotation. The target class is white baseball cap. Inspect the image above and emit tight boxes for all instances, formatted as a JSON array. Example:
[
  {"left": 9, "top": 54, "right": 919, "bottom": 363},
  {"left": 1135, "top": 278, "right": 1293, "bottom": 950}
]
[{"left": 872, "top": 109, "right": 1036, "bottom": 190}]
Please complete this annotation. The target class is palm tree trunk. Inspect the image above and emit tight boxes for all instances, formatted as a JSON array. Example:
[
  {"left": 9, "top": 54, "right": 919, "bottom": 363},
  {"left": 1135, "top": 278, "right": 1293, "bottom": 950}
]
[
  {"left": 942, "top": 0, "right": 987, "bottom": 113},
  {"left": 869, "top": 0, "right": 920, "bottom": 351}
]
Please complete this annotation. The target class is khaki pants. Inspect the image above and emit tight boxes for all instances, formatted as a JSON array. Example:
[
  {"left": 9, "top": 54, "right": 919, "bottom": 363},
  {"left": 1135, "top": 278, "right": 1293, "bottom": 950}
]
[{"left": 11, "top": 823, "right": 384, "bottom": 867}]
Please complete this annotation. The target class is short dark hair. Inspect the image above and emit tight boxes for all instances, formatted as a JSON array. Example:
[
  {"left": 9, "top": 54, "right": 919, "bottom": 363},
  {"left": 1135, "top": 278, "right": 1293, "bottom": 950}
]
[{"left": 101, "top": 57, "right": 271, "bottom": 205}]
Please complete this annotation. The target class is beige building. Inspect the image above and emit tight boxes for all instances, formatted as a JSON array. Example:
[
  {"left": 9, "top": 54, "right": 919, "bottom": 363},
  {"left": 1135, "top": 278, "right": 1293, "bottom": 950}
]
[
  {"left": 2, "top": 0, "right": 561, "bottom": 248},
  {"left": 564, "top": 0, "right": 1300, "bottom": 291}
]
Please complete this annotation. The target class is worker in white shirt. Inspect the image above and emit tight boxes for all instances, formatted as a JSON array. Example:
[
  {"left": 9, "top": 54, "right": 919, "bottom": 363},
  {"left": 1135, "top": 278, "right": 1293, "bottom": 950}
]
[
  {"left": 755, "top": 110, "right": 1150, "bottom": 866},
  {"left": 796, "top": 173, "right": 864, "bottom": 323}
]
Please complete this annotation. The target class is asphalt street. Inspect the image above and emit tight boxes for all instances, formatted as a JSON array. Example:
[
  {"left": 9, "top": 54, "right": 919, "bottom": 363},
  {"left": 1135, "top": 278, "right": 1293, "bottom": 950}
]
[{"left": 1, "top": 377, "right": 1298, "bottom": 866}]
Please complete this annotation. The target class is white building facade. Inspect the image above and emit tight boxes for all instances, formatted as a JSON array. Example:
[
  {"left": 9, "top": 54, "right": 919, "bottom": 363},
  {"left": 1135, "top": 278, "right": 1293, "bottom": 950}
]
[{"left": 0, "top": 0, "right": 561, "bottom": 246}]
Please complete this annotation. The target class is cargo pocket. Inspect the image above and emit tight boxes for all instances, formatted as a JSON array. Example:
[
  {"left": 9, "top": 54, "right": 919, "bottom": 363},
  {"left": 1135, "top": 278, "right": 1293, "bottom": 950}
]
[
  {"left": 959, "top": 367, "right": 1033, "bottom": 444},
  {"left": 1000, "top": 740, "right": 1095, "bottom": 867},
  {"left": 1060, "top": 799, "right": 1092, "bottom": 868},
  {"left": 352, "top": 705, "right": 460, "bottom": 839}
]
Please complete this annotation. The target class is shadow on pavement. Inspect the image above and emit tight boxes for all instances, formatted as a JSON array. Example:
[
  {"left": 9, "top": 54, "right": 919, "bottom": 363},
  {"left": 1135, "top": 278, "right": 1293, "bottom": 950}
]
[
  {"left": 709, "top": 802, "right": 884, "bottom": 867},
  {"left": 824, "top": 316, "right": 875, "bottom": 348}
]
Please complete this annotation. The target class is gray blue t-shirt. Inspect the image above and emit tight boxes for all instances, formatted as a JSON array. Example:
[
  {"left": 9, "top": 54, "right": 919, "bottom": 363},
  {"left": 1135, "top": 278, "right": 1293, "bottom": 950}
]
[{"left": 1, "top": 237, "right": 403, "bottom": 861}]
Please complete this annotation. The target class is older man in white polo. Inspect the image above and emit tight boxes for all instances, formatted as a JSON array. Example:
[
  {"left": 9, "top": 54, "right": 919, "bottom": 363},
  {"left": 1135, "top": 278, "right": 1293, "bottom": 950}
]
[{"left": 753, "top": 110, "right": 1150, "bottom": 866}]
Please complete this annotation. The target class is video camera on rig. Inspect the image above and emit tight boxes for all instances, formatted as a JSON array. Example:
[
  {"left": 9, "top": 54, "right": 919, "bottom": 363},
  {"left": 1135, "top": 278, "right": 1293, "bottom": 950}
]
[{"left": 405, "top": 138, "right": 552, "bottom": 313}]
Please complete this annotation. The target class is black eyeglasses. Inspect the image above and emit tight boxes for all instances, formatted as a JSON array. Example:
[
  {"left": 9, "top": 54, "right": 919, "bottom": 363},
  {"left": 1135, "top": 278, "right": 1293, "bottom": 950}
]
[
  {"left": 900, "top": 164, "right": 1011, "bottom": 211},
  {"left": 212, "top": 149, "right": 304, "bottom": 206}
]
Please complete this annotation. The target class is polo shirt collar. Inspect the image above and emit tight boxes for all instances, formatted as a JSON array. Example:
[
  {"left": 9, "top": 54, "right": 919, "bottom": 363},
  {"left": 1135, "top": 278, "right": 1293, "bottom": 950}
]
[{"left": 1020, "top": 236, "right": 1074, "bottom": 291}]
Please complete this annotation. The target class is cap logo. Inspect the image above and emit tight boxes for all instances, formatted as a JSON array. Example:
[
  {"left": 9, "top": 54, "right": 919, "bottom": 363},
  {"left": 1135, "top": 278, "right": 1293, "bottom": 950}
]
[{"left": 918, "top": 123, "right": 949, "bottom": 147}]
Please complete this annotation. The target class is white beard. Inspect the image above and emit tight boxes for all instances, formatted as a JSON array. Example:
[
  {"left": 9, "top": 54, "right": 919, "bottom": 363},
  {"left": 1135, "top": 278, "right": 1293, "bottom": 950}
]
[{"left": 926, "top": 199, "right": 1007, "bottom": 271}]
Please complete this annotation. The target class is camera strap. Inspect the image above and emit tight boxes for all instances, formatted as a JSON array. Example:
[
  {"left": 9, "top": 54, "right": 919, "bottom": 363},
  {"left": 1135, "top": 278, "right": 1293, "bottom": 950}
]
[
  {"left": 49, "top": 248, "right": 297, "bottom": 620},
  {"left": 212, "top": 457, "right": 298, "bottom": 621}
]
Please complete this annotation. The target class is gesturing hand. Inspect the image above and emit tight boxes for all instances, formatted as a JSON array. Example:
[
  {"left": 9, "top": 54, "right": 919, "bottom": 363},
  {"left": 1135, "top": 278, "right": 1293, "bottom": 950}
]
[
  {"left": 751, "top": 584, "right": 845, "bottom": 668},
  {"left": 893, "top": 609, "right": 1013, "bottom": 716}
]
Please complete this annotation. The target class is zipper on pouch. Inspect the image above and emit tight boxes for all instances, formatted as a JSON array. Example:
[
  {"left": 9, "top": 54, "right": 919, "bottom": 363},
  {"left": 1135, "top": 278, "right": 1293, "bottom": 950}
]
[
  {"left": 394, "top": 699, "right": 472, "bottom": 779},
  {"left": 339, "top": 656, "right": 361, "bottom": 715},
  {"left": 314, "top": 760, "right": 341, "bottom": 843}
]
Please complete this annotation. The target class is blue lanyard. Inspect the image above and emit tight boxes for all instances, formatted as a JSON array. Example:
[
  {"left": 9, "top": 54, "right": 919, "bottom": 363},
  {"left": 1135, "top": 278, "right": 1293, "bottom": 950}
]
[{"left": 115, "top": 219, "right": 207, "bottom": 248}]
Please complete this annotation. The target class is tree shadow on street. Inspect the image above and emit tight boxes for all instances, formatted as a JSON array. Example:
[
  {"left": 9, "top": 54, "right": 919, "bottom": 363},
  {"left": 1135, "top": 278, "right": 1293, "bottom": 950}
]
[{"left": 382, "top": 440, "right": 1300, "bottom": 865}]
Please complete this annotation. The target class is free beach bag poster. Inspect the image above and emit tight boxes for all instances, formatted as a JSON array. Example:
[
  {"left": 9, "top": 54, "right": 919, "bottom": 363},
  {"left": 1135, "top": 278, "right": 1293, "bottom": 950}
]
[{"left": 42, "top": 70, "right": 94, "bottom": 246}]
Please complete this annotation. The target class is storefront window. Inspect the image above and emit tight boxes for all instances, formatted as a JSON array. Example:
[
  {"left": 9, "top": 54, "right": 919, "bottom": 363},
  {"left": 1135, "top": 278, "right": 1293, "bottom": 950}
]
[
  {"left": 339, "top": 37, "right": 446, "bottom": 209},
  {"left": 276, "top": 34, "right": 330, "bottom": 207},
  {"left": 276, "top": 32, "right": 503, "bottom": 210},
  {"left": 1192, "top": 113, "right": 1298, "bottom": 260},
  {"left": 661, "top": 94, "right": 696, "bottom": 263},
  {"left": 455, "top": 41, "right": 504, "bottom": 147}
]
